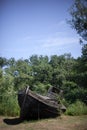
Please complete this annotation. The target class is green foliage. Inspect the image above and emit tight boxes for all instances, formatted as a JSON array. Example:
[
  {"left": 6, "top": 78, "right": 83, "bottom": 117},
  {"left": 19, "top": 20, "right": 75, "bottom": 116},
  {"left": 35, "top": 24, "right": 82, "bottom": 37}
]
[
  {"left": 63, "top": 81, "right": 87, "bottom": 103},
  {"left": 60, "top": 98, "right": 69, "bottom": 108},
  {"left": 1, "top": 0, "right": 87, "bottom": 117},
  {"left": 69, "top": 0, "right": 87, "bottom": 41},
  {"left": 32, "top": 83, "right": 51, "bottom": 95},
  {"left": 0, "top": 52, "right": 87, "bottom": 116},
  {"left": 0, "top": 57, "right": 7, "bottom": 68},
  {"left": 0, "top": 94, "right": 20, "bottom": 116},
  {"left": 65, "top": 100, "right": 87, "bottom": 116},
  {"left": 0, "top": 71, "right": 20, "bottom": 116},
  {"left": 82, "top": 44, "right": 87, "bottom": 61},
  {"left": 62, "top": 81, "right": 78, "bottom": 103},
  {"left": 0, "top": 82, "right": 19, "bottom": 116}
]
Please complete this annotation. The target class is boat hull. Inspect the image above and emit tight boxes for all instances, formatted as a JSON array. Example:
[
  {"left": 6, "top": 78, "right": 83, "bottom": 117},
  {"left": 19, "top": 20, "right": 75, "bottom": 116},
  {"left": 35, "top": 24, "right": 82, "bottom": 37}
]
[{"left": 18, "top": 92, "right": 60, "bottom": 120}]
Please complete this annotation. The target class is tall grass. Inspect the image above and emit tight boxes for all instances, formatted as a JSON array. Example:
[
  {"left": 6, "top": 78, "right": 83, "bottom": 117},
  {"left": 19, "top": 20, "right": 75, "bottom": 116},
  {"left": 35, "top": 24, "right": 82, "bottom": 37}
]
[
  {"left": 65, "top": 100, "right": 87, "bottom": 116},
  {"left": 0, "top": 94, "right": 20, "bottom": 116}
]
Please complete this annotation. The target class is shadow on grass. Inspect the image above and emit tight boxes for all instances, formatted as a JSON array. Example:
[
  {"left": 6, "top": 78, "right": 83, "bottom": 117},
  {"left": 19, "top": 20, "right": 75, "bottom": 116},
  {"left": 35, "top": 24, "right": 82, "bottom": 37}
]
[{"left": 3, "top": 117, "right": 23, "bottom": 125}]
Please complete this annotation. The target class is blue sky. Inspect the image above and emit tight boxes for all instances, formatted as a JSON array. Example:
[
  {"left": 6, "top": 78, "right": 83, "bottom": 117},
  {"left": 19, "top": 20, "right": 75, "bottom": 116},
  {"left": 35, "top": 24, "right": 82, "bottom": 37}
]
[{"left": 0, "top": 0, "right": 82, "bottom": 59}]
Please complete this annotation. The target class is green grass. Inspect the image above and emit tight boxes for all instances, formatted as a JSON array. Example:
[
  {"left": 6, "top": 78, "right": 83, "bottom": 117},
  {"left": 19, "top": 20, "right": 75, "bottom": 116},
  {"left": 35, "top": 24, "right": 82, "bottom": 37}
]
[{"left": 65, "top": 100, "right": 87, "bottom": 116}]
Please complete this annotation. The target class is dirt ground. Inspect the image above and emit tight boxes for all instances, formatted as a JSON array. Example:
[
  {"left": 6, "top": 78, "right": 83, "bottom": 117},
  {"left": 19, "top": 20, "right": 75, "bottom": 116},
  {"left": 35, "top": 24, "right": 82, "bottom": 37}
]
[{"left": 0, "top": 115, "right": 87, "bottom": 130}]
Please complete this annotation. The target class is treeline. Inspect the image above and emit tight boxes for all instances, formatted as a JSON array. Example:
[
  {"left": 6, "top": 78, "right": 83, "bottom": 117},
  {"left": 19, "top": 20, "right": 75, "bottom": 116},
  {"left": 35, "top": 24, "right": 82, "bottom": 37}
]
[{"left": 0, "top": 44, "right": 87, "bottom": 116}]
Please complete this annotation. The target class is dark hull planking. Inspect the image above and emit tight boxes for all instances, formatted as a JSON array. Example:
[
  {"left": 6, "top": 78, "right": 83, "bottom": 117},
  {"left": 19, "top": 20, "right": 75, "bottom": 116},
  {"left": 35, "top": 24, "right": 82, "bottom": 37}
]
[{"left": 18, "top": 90, "right": 60, "bottom": 120}]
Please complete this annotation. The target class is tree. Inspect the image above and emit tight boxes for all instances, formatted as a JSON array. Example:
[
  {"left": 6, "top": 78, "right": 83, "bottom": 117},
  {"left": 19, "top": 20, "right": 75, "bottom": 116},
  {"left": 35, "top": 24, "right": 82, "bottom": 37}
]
[
  {"left": 68, "top": 0, "right": 87, "bottom": 104},
  {"left": 69, "top": 0, "right": 87, "bottom": 41},
  {"left": 14, "top": 59, "right": 33, "bottom": 90},
  {"left": 81, "top": 44, "right": 87, "bottom": 61},
  {"left": 31, "top": 55, "right": 52, "bottom": 84},
  {"left": 30, "top": 55, "right": 39, "bottom": 66},
  {"left": 0, "top": 57, "right": 7, "bottom": 68},
  {"left": 8, "top": 58, "right": 16, "bottom": 67}
]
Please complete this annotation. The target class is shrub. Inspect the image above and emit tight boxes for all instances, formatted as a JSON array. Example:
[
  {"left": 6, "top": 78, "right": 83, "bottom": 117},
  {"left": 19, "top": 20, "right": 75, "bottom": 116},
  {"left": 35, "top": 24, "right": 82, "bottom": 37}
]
[
  {"left": 33, "top": 82, "right": 49, "bottom": 95},
  {"left": 65, "top": 100, "right": 87, "bottom": 116},
  {"left": 0, "top": 94, "right": 20, "bottom": 116}
]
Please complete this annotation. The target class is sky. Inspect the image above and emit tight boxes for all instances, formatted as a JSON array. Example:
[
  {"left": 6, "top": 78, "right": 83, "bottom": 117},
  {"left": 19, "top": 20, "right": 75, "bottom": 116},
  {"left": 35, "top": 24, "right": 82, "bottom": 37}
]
[{"left": 0, "top": 0, "right": 82, "bottom": 59}]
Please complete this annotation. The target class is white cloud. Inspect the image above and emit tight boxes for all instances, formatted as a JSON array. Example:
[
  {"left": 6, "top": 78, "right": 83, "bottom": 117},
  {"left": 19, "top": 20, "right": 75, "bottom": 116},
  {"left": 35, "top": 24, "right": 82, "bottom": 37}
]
[
  {"left": 56, "top": 20, "right": 66, "bottom": 27},
  {"left": 42, "top": 36, "right": 79, "bottom": 48}
]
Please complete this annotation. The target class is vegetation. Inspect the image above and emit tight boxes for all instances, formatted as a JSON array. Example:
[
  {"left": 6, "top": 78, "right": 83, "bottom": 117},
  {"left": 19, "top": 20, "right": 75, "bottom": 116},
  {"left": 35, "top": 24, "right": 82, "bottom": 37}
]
[
  {"left": 69, "top": 0, "right": 87, "bottom": 42},
  {"left": 0, "top": 0, "right": 87, "bottom": 116},
  {"left": 65, "top": 100, "right": 87, "bottom": 116},
  {"left": 0, "top": 49, "right": 87, "bottom": 116}
]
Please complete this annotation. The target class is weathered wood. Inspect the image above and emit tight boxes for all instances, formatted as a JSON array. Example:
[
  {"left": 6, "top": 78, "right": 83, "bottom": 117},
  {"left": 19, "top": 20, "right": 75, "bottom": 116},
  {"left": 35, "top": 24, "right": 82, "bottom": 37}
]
[{"left": 18, "top": 86, "right": 66, "bottom": 120}]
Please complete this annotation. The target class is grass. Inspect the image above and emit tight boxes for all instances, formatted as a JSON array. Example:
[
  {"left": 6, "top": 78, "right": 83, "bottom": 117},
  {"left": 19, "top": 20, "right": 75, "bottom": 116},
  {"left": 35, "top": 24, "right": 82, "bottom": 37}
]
[
  {"left": 65, "top": 100, "right": 87, "bottom": 116},
  {"left": 0, "top": 115, "right": 87, "bottom": 130}
]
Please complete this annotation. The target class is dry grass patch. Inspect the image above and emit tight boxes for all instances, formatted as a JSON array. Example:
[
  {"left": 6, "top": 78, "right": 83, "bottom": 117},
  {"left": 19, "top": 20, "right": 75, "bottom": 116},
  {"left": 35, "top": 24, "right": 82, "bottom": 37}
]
[{"left": 0, "top": 115, "right": 87, "bottom": 130}]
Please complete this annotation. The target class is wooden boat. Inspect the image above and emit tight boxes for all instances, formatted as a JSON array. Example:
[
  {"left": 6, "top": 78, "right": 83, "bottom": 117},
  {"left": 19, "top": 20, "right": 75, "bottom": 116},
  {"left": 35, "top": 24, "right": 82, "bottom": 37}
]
[{"left": 18, "top": 86, "right": 66, "bottom": 120}]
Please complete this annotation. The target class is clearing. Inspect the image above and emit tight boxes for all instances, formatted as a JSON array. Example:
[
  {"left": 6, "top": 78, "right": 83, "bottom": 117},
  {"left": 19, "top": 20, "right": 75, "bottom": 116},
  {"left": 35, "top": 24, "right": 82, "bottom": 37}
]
[{"left": 0, "top": 115, "right": 87, "bottom": 130}]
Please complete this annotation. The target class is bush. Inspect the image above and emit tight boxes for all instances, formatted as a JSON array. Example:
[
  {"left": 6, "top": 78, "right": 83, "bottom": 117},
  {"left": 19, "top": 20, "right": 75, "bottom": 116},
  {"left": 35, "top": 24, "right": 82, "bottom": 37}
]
[
  {"left": 0, "top": 94, "right": 20, "bottom": 116},
  {"left": 61, "top": 98, "right": 69, "bottom": 108},
  {"left": 33, "top": 82, "right": 50, "bottom": 95},
  {"left": 65, "top": 100, "right": 87, "bottom": 116}
]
